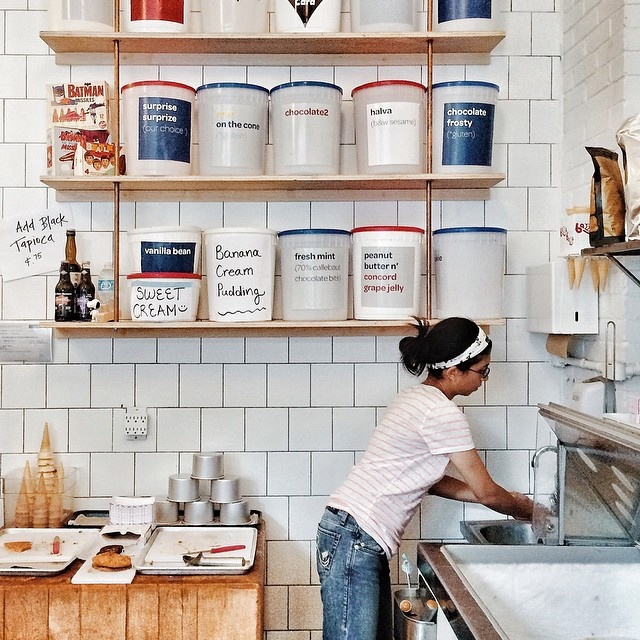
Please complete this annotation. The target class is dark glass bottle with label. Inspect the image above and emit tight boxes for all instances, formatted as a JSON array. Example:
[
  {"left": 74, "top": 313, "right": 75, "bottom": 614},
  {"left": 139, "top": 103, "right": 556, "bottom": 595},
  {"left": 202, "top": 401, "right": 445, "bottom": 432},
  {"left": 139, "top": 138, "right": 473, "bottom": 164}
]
[
  {"left": 54, "top": 261, "right": 76, "bottom": 322},
  {"left": 65, "top": 229, "right": 82, "bottom": 288},
  {"left": 76, "top": 261, "right": 96, "bottom": 321}
]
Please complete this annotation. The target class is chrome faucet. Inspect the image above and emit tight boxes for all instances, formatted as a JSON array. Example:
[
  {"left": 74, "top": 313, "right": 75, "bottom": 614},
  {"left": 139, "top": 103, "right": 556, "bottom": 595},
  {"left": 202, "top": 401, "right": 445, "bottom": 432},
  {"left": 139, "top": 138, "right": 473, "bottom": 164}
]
[{"left": 531, "top": 445, "right": 557, "bottom": 469}]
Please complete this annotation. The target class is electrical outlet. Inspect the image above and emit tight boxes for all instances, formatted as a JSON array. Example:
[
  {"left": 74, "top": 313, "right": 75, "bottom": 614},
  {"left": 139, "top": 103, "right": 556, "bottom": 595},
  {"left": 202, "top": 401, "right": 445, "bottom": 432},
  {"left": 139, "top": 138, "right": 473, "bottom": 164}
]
[{"left": 124, "top": 406, "right": 148, "bottom": 440}]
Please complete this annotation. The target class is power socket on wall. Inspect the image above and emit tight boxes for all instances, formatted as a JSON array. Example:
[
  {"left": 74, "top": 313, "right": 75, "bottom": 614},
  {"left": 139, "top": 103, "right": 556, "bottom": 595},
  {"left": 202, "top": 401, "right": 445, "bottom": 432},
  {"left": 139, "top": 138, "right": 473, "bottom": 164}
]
[{"left": 124, "top": 406, "right": 148, "bottom": 440}]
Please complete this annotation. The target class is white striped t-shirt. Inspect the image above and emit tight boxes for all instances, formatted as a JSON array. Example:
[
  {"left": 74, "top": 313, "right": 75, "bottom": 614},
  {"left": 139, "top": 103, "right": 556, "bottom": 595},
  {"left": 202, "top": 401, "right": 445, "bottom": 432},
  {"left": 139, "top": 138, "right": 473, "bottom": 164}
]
[{"left": 328, "top": 384, "right": 475, "bottom": 558}]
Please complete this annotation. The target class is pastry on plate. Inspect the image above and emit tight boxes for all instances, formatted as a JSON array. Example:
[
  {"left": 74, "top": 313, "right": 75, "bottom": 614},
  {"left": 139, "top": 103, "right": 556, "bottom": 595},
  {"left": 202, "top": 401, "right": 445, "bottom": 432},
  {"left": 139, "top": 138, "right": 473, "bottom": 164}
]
[
  {"left": 3, "top": 541, "right": 33, "bottom": 553},
  {"left": 91, "top": 550, "right": 132, "bottom": 572}
]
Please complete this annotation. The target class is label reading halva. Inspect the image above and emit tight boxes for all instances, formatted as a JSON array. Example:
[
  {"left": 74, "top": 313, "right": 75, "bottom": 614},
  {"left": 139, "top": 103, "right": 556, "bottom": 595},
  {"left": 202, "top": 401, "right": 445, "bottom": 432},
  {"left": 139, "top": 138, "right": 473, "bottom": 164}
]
[
  {"left": 289, "top": 246, "right": 344, "bottom": 310},
  {"left": 439, "top": 0, "right": 491, "bottom": 23},
  {"left": 359, "top": 246, "right": 414, "bottom": 308},
  {"left": 442, "top": 101, "right": 494, "bottom": 166},
  {"left": 138, "top": 96, "right": 191, "bottom": 163},
  {"left": 366, "top": 101, "right": 420, "bottom": 166}
]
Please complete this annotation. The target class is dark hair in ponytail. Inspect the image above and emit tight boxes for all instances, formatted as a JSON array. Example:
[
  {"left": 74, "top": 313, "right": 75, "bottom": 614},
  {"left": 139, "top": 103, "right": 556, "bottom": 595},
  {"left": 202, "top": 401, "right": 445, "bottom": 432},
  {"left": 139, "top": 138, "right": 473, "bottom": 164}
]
[{"left": 399, "top": 317, "right": 492, "bottom": 378}]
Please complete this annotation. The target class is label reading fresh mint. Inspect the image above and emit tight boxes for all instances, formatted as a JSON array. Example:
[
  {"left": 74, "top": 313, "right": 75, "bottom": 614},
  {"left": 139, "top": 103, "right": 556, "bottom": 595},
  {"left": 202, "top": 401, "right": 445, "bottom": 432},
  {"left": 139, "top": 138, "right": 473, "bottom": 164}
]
[{"left": 438, "top": 0, "right": 491, "bottom": 23}]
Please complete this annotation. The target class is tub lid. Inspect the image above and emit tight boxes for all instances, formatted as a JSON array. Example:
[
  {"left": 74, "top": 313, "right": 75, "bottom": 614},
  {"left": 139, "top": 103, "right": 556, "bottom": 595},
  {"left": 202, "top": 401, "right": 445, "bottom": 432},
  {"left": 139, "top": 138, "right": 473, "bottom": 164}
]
[
  {"left": 127, "top": 273, "right": 202, "bottom": 280},
  {"left": 127, "top": 225, "right": 202, "bottom": 236},
  {"left": 351, "top": 225, "right": 425, "bottom": 234},
  {"left": 351, "top": 80, "right": 427, "bottom": 96},
  {"left": 433, "top": 227, "right": 507, "bottom": 235},
  {"left": 121, "top": 80, "right": 196, "bottom": 93},
  {"left": 204, "top": 227, "right": 278, "bottom": 235},
  {"left": 196, "top": 82, "right": 269, "bottom": 93},
  {"left": 270, "top": 80, "right": 343, "bottom": 94},
  {"left": 278, "top": 228, "right": 351, "bottom": 237},
  {"left": 432, "top": 80, "right": 499, "bottom": 91}
]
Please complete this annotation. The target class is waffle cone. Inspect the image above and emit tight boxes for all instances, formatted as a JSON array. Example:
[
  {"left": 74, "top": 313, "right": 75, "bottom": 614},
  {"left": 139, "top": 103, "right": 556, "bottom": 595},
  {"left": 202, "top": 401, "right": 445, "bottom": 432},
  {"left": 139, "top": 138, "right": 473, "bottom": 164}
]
[
  {"left": 32, "top": 473, "right": 49, "bottom": 528},
  {"left": 567, "top": 257, "right": 576, "bottom": 289},
  {"left": 13, "top": 475, "right": 32, "bottom": 528},
  {"left": 589, "top": 258, "right": 599, "bottom": 292},
  {"left": 48, "top": 474, "right": 63, "bottom": 528},
  {"left": 37, "top": 423, "right": 57, "bottom": 495},
  {"left": 597, "top": 258, "right": 609, "bottom": 292},
  {"left": 573, "top": 257, "right": 586, "bottom": 288}
]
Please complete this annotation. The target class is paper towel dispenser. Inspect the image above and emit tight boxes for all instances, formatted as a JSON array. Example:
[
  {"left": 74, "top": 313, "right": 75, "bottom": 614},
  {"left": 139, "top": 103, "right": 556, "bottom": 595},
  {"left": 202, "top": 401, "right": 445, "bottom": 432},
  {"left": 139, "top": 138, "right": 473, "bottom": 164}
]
[{"left": 527, "top": 261, "right": 598, "bottom": 334}]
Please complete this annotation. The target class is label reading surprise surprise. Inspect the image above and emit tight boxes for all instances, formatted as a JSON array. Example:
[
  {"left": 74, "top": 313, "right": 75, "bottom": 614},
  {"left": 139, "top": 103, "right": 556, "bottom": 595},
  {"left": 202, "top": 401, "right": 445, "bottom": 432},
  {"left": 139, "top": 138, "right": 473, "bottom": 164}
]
[
  {"left": 138, "top": 96, "right": 191, "bottom": 163},
  {"left": 366, "top": 101, "right": 421, "bottom": 166},
  {"left": 441, "top": 101, "right": 494, "bottom": 166},
  {"left": 359, "top": 246, "right": 415, "bottom": 308},
  {"left": 131, "top": 0, "right": 185, "bottom": 24},
  {"left": 439, "top": 0, "right": 491, "bottom": 23},
  {"left": 289, "top": 246, "right": 345, "bottom": 310}
]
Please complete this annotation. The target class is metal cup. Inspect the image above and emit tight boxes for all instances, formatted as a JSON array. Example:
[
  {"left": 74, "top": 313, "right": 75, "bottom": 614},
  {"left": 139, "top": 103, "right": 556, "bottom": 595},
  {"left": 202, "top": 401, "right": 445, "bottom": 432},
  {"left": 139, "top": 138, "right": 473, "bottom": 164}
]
[
  {"left": 168, "top": 473, "right": 199, "bottom": 502},
  {"left": 210, "top": 476, "right": 241, "bottom": 503},
  {"left": 183, "top": 498, "right": 214, "bottom": 524},
  {"left": 154, "top": 498, "right": 179, "bottom": 523},
  {"left": 219, "top": 499, "right": 251, "bottom": 525},
  {"left": 192, "top": 451, "right": 224, "bottom": 480}
]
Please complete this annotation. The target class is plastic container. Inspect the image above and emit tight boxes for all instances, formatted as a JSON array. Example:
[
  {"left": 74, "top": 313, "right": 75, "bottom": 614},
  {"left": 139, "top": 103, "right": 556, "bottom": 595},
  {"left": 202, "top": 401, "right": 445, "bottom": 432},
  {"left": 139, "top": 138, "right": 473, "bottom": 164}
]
[
  {"left": 127, "top": 272, "right": 202, "bottom": 322},
  {"left": 270, "top": 81, "right": 343, "bottom": 176},
  {"left": 432, "top": 81, "right": 499, "bottom": 174},
  {"left": 48, "top": 0, "right": 113, "bottom": 31},
  {"left": 273, "top": 0, "right": 341, "bottom": 33},
  {"left": 123, "top": 0, "right": 191, "bottom": 32},
  {"left": 278, "top": 229, "right": 351, "bottom": 321},
  {"left": 109, "top": 496, "right": 155, "bottom": 526},
  {"left": 432, "top": 227, "right": 506, "bottom": 319},
  {"left": 121, "top": 81, "right": 196, "bottom": 176},
  {"left": 196, "top": 83, "right": 269, "bottom": 176},
  {"left": 97, "top": 263, "right": 115, "bottom": 321},
  {"left": 352, "top": 80, "right": 427, "bottom": 175},
  {"left": 201, "top": 0, "right": 269, "bottom": 32},
  {"left": 350, "top": 0, "right": 418, "bottom": 33},
  {"left": 127, "top": 225, "right": 202, "bottom": 274},
  {"left": 433, "top": 0, "right": 497, "bottom": 31},
  {"left": 351, "top": 226, "right": 424, "bottom": 320},
  {"left": 204, "top": 227, "right": 277, "bottom": 322}
]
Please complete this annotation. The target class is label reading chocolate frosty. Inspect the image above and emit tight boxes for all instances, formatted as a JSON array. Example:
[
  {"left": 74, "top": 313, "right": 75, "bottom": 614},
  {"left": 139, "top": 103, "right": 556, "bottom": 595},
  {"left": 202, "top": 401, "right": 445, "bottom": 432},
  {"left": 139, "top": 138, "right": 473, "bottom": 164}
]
[
  {"left": 138, "top": 96, "right": 191, "bottom": 163},
  {"left": 441, "top": 101, "right": 494, "bottom": 166}
]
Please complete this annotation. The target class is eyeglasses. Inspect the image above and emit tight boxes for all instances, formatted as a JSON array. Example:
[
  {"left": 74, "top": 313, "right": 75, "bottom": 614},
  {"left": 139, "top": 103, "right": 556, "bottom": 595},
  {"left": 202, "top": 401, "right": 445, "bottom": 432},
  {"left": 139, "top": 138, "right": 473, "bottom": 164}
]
[{"left": 468, "top": 365, "right": 490, "bottom": 379}]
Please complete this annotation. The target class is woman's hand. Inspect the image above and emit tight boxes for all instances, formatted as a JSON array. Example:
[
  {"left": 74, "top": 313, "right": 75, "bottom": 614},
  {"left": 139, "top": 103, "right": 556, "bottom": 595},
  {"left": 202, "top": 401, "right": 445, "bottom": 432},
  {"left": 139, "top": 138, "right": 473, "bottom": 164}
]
[{"left": 509, "top": 491, "right": 535, "bottom": 521}]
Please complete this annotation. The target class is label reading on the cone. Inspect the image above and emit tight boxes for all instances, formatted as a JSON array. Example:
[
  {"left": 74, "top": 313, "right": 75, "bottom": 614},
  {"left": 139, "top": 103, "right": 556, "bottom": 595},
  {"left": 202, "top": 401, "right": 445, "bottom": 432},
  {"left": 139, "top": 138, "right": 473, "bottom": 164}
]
[
  {"left": 439, "top": 0, "right": 491, "bottom": 23},
  {"left": 138, "top": 96, "right": 191, "bottom": 163},
  {"left": 288, "top": 0, "right": 324, "bottom": 25},
  {"left": 288, "top": 246, "right": 344, "bottom": 310},
  {"left": 441, "top": 101, "right": 494, "bottom": 166},
  {"left": 131, "top": 0, "right": 185, "bottom": 24},
  {"left": 210, "top": 238, "right": 273, "bottom": 319},
  {"left": 359, "top": 246, "right": 414, "bottom": 308},
  {"left": 140, "top": 242, "right": 196, "bottom": 273},
  {"left": 366, "top": 101, "right": 421, "bottom": 166}
]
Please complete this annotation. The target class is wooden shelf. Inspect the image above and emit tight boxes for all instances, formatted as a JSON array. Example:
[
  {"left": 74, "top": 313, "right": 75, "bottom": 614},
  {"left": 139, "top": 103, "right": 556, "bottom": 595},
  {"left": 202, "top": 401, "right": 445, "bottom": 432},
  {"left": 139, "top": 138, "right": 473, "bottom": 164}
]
[
  {"left": 41, "top": 173, "right": 505, "bottom": 202},
  {"left": 40, "top": 31, "right": 505, "bottom": 66},
  {"left": 582, "top": 240, "right": 640, "bottom": 257},
  {"left": 40, "top": 318, "right": 504, "bottom": 338}
]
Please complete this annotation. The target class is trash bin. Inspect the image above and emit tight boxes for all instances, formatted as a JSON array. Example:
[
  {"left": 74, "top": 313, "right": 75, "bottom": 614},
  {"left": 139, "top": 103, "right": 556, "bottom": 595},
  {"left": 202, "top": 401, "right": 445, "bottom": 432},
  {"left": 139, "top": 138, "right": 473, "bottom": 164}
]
[{"left": 393, "top": 588, "right": 437, "bottom": 640}]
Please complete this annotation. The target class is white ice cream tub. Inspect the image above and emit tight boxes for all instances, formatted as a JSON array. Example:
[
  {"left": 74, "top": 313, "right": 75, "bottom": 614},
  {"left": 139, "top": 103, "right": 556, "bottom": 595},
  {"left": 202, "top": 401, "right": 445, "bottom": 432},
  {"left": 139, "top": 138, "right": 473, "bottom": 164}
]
[
  {"left": 127, "top": 272, "right": 202, "bottom": 322},
  {"left": 433, "top": 226, "right": 506, "bottom": 319},
  {"left": 352, "top": 80, "right": 427, "bottom": 175},
  {"left": 48, "top": 0, "right": 113, "bottom": 31},
  {"left": 273, "top": 0, "right": 341, "bottom": 33},
  {"left": 121, "top": 80, "right": 195, "bottom": 176},
  {"left": 278, "top": 228, "right": 351, "bottom": 321},
  {"left": 123, "top": 0, "right": 191, "bottom": 32},
  {"left": 201, "top": 0, "right": 269, "bottom": 32},
  {"left": 127, "top": 225, "right": 201, "bottom": 274},
  {"left": 350, "top": 0, "right": 418, "bottom": 33},
  {"left": 196, "top": 82, "right": 269, "bottom": 176},
  {"left": 433, "top": 0, "right": 497, "bottom": 31},
  {"left": 351, "top": 225, "right": 424, "bottom": 320},
  {"left": 270, "top": 81, "right": 343, "bottom": 176},
  {"left": 204, "top": 227, "right": 277, "bottom": 322}
]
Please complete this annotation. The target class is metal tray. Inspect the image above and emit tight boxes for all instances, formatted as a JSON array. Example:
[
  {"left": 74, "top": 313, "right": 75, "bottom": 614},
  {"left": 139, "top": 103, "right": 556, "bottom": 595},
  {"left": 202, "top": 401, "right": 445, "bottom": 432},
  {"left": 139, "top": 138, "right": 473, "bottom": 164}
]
[
  {"left": 134, "top": 525, "right": 257, "bottom": 575},
  {"left": 0, "top": 528, "right": 99, "bottom": 576}
]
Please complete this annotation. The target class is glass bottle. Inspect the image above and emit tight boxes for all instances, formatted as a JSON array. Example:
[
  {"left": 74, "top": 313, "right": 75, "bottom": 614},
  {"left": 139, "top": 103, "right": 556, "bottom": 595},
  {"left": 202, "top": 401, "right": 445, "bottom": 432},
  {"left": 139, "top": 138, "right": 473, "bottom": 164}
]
[
  {"left": 65, "top": 229, "right": 82, "bottom": 287},
  {"left": 54, "top": 261, "right": 75, "bottom": 322},
  {"left": 76, "top": 261, "right": 96, "bottom": 321},
  {"left": 97, "top": 262, "right": 115, "bottom": 321}
]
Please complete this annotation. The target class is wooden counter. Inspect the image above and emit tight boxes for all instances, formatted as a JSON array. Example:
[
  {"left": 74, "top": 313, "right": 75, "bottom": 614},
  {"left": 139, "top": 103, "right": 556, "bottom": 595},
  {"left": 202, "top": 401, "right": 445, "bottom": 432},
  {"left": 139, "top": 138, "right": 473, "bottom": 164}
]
[{"left": 0, "top": 525, "right": 265, "bottom": 640}]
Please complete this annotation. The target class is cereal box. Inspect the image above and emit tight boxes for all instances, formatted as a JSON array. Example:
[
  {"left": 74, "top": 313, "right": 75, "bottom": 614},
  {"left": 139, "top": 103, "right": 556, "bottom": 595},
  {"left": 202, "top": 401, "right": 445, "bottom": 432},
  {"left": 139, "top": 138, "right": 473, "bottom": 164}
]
[
  {"left": 47, "top": 127, "right": 114, "bottom": 176},
  {"left": 47, "top": 81, "right": 110, "bottom": 131}
]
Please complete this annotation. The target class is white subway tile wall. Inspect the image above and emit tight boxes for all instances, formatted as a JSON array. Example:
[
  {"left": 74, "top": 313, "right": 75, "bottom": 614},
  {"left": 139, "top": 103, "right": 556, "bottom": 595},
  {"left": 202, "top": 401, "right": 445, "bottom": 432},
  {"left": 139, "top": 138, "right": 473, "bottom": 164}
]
[{"left": 6, "top": 0, "right": 633, "bottom": 636}]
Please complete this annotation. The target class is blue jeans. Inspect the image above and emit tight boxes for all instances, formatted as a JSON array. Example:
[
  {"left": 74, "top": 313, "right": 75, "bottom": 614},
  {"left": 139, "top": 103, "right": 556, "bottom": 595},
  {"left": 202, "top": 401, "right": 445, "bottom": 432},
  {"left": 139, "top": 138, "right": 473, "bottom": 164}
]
[{"left": 316, "top": 507, "right": 391, "bottom": 640}]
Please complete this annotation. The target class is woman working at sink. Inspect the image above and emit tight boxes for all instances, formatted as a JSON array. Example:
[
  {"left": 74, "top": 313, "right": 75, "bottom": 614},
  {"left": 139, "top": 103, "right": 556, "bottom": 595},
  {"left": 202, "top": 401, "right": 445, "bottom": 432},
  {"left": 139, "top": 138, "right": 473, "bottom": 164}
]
[{"left": 316, "top": 316, "right": 534, "bottom": 640}]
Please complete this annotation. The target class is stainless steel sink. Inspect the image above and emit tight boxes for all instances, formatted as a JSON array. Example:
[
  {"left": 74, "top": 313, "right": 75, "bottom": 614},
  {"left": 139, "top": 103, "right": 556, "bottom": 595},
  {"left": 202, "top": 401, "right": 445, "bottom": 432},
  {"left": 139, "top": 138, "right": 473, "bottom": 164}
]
[{"left": 460, "top": 519, "right": 541, "bottom": 545}]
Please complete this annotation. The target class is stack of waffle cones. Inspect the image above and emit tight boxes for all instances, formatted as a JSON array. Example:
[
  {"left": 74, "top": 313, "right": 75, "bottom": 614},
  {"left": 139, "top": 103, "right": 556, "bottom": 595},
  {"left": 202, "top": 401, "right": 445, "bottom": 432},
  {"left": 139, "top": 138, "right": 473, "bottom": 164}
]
[
  {"left": 12, "top": 423, "right": 67, "bottom": 528},
  {"left": 567, "top": 256, "right": 609, "bottom": 292}
]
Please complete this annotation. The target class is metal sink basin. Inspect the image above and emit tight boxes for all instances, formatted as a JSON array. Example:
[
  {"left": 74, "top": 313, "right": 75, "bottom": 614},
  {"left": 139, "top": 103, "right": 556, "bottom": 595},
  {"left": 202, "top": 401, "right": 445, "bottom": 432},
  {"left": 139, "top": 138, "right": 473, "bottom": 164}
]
[{"left": 460, "top": 519, "right": 541, "bottom": 545}]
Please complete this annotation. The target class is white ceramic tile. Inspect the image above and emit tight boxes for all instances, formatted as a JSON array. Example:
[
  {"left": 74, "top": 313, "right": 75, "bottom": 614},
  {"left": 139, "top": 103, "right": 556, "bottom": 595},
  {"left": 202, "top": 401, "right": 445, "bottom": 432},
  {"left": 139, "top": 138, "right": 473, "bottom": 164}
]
[
  {"left": 1, "top": 364, "right": 46, "bottom": 408},
  {"left": 267, "top": 540, "right": 312, "bottom": 584},
  {"left": 332, "top": 407, "right": 375, "bottom": 451},
  {"left": 201, "top": 408, "right": 245, "bottom": 451},
  {"left": 310, "top": 364, "right": 353, "bottom": 406},
  {"left": 354, "top": 363, "right": 397, "bottom": 407},
  {"left": 247, "top": 337, "right": 289, "bottom": 363},
  {"left": 113, "top": 339, "right": 157, "bottom": 363},
  {"left": 90, "top": 452, "right": 134, "bottom": 496},
  {"left": 290, "top": 495, "right": 327, "bottom": 540},
  {"left": 134, "top": 452, "right": 179, "bottom": 497},
  {"left": 223, "top": 451, "right": 267, "bottom": 495},
  {"left": 0, "top": 56, "right": 26, "bottom": 98},
  {"left": 202, "top": 337, "right": 245, "bottom": 363},
  {"left": 289, "top": 407, "right": 332, "bottom": 451},
  {"left": 90, "top": 364, "right": 135, "bottom": 408},
  {"left": 47, "top": 364, "right": 90, "bottom": 409},
  {"left": 246, "top": 407, "right": 288, "bottom": 451},
  {"left": 289, "top": 337, "right": 333, "bottom": 363},
  {"left": 69, "top": 339, "right": 113, "bottom": 364},
  {"left": 157, "top": 408, "right": 201, "bottom": 451},
  {"left": 0, "top": 410, "right": 24, "bottom": 452},
  {"left": 5, "top": 10, "right": 47, "bottom": 54},
  {"left": 268, "top": 364, "right": 310, "bottom": 407},
  {"left": 223, "top": 363, "right": 267, "bottom": 407},
  {"left": 158, "top": 339, "right": 201, "bottom": 364},
  {"left": 179, "top": 363, "right": 222, "bottom": 407},
  {"left": 268, "top": 452, "right": 310, "bottom": 495},
  {"left": 69, "top": 409, "right": 113, "bottom": 452},
  {"left": 465, "top": 407, "right": 508, "bottom": 450},
  {"left": 331, "top": 336, "right": 374, "bottom": 362},
  {"left": 485, "top": 449, "right": 532, "bottom": 494},
  {"left": 0, "top": 144, "right": 26, "bottom": 187},
  {"left": 420, "top": 495, "right": 465, "bottom": 540},
  {"left": 251, "top": 495, "right": 289, "bottom": 540},
  {"left": 288, "top": 586, "right": 322, "bottom": 631},
  {"left": 135, "top": 364, "right": 179, "bottom": 408},
  {"left": 311, "top": 451, "right": 355, "bottom": 495}
]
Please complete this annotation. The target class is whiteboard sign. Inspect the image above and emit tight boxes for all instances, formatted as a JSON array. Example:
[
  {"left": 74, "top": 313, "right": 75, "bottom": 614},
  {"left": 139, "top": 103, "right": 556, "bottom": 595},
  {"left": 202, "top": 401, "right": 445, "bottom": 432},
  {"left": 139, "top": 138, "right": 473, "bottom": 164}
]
[
  {"left": 0, "top": 322, "right": 52, "bottom": 363},
  {"left": 0, "top": 207, "right": 74, "bottom": 282}
]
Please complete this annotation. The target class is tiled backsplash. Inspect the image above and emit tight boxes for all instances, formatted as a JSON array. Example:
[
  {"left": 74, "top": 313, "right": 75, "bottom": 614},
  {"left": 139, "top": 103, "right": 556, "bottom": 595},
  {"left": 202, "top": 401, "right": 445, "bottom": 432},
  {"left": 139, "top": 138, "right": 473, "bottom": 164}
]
[{"left": 0, "top": 1, "right": 579, "bottom": 635}]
